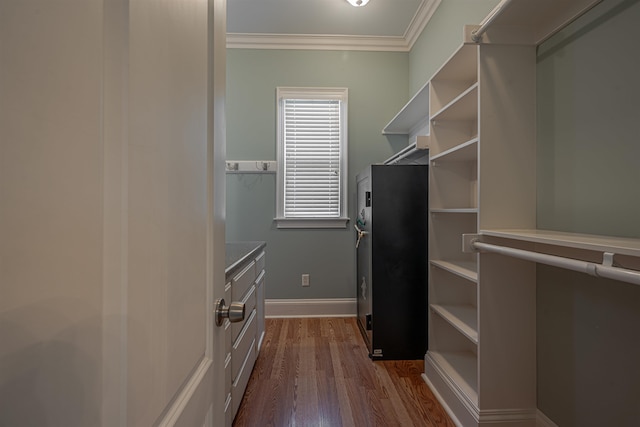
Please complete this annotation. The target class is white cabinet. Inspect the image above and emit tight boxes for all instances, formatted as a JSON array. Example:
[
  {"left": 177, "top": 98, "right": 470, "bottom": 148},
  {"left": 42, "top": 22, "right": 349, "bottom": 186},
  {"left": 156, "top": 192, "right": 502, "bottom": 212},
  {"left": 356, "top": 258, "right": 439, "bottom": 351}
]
[{"left": 224, "top": 244, "right": 266, "bottom": 425}]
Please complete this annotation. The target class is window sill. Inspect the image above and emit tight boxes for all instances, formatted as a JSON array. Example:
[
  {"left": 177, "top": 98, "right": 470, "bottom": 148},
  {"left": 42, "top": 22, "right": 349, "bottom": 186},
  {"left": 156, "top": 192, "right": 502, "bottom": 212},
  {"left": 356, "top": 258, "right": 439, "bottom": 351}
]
[{"left": 274, "top": 217, "right": 350, "bottom": 229}]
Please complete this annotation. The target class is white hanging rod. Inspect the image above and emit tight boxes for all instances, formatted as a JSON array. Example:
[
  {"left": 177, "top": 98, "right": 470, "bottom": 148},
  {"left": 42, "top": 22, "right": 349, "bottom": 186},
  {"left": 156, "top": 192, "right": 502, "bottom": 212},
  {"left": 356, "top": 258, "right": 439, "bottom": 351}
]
[
  {"left": 471, "top": 0, "right": 515, "bottom": 42},
  {"left": 471, "top": 240, "right": 640, "bottom": 286}
]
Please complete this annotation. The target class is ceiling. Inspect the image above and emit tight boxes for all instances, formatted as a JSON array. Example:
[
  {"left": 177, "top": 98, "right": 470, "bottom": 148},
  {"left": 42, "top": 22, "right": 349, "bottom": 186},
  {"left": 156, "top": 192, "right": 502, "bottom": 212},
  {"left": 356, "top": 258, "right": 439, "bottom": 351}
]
[{"left": 226, "top": 0, "right": 442, "bottom": 51}]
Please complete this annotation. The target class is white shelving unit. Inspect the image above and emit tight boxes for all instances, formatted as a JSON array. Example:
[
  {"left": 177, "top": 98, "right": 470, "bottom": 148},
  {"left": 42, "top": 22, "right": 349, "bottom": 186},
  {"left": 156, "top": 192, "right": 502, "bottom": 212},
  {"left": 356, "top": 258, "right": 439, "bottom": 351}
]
[
  {"left": 426, "top": 48, "right": 481, "bottom": 416},
  {"left": 378, "top": 1, "right": 610, "bottom": 424},
  {"left": 419, "top": 1, "right": 605, "bottom": 426},
  {"left": 434, "top": 37, "right": 551, "bottom": 424},
  {"left": 424, "top": 35, "right": 541, "bottom": 426},
  {"left": 426, "top": 43, "right": 483, "bottom": 424}
]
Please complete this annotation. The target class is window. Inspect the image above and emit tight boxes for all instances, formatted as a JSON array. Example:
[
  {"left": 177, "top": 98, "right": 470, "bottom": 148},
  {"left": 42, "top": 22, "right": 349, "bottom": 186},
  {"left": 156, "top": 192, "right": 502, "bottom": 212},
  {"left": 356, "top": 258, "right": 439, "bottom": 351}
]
[{"left": 276, "top": 87, "right": 349, "bottom": 229}]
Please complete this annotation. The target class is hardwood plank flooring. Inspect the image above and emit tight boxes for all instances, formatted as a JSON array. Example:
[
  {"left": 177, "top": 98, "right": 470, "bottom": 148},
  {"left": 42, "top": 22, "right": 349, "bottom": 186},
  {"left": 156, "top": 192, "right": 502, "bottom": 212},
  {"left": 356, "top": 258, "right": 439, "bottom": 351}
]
[{"left": 233, "top": 317, "right": 455, "bottom": 427}]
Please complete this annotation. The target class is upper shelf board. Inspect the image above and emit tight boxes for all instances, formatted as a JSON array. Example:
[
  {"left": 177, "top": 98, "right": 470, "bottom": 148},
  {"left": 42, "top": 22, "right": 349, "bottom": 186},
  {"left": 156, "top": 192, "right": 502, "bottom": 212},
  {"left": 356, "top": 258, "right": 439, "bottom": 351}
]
[
  {"left": 430, "top": 138, "right": 477, "bottom": 163},
  {"left": 382, "top": 82, "right": 429, "bottom": 135}
]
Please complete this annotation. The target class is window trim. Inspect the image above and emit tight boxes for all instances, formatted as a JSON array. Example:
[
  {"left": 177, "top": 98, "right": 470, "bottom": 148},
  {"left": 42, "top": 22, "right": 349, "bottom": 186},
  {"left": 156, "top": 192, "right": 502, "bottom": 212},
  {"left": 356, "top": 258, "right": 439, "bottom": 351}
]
[{"left": 275, "top": 87, "right": 349, "bottom": 229}]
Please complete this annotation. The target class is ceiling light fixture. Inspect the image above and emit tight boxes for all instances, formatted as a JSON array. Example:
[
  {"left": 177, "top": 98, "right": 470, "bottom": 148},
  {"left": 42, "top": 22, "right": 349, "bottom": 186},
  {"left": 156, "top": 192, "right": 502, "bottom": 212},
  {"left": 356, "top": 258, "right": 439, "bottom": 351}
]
[{"left": 346, "top": 0, "right": 370, "bottom": 7}]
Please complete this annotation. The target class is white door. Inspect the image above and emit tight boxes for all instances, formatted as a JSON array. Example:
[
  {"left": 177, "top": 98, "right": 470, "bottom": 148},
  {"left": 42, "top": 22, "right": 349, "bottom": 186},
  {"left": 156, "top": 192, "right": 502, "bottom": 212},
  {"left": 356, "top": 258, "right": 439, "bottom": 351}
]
[{"left": 0, "top": 0, "right": 227, "bottom": 425}]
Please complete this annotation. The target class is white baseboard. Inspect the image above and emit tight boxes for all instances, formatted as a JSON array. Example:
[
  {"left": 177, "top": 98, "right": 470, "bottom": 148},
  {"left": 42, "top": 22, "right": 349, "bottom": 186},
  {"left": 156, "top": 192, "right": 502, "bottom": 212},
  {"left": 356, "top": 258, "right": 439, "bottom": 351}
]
[
  {"left": 424, "top": 355, "right": 556, "bottom": 427},
  {"left": 265, "top": 298, "right": 356, "bottom": 318},
  {"left": 421, "top": 372, "right": 464, "bottom": 427},
  {"left": 537, "top": 410, "right": 558, "bottom": 427}
]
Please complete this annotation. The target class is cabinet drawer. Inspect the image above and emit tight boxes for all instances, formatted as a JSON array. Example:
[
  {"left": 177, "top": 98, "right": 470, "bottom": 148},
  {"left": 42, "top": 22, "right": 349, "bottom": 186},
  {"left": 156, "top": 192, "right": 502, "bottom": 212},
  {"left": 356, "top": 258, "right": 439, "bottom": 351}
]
[
  {"left": 232, "top": 309, "right": 257, "bottom": 382},
  {"left": 224, "top": 392, "right": 232, "bottom": 427},
  {"left": 224, "top": 344, "right": 232, "bottom": 425},
  {"left": 224, "top": 281, "right": 232, "bottom": 356},
  {"left": 225, "top": 280, "right": 232, "bottom": 307},
  {"left": 224, "top": 320, "right": 232, "bottom": 365},
  {"left": 225, "top": 344, "right": 232, "bottom": 386},
  {"left": 255, "top": 251, "right": 266, "bottom": 275},
  {"left": 232, "top": 284, "right": 256, "bottom": 343},
  {"left": 232, "top": 260, "right": 256, "bottom": 302},
  {"left": 256, "top": 271, "right": 265, "bottom": 352},
  {"left": 232, "top": 339, "right": 257, "bottom": 418}
]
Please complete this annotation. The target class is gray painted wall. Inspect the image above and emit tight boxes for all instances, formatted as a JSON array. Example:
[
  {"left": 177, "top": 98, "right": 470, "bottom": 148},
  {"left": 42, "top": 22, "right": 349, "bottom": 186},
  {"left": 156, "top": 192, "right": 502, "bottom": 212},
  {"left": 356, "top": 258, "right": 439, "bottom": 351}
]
[
  {"left": 536, "top": 0, "right": 640, "bottom": 425},
  {"left": 226, "top": 49, "right": 409, "bottom": 299},
  {"left": 408, "top": 0, "right": 500, "bottom": 95},
  {"left": 537, "top": 0, "right": 640, "bottom": 237}
]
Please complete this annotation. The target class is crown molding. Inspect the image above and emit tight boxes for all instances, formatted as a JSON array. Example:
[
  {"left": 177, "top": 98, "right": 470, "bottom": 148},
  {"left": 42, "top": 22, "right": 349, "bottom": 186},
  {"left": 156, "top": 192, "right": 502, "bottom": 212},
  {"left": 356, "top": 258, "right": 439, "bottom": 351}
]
[
  {"left": 405, "top": 0, "right": 442, "bottom": 49},
  {"left": 226, "top": 0, "right": 442, "bottom": 52},
  {"left": 226, "top": 33, "right": 409, "bottom": 52}
]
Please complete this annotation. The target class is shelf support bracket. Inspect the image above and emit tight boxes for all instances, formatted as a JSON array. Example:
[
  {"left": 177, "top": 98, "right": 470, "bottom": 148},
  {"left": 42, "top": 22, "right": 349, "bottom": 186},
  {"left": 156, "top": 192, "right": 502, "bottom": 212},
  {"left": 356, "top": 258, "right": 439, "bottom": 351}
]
[
  {"left": 602, "top": 252, "right": 615, "bottom": 267},
  {"left": 462, "top": 233, "right": 481, "bottom": 253}
]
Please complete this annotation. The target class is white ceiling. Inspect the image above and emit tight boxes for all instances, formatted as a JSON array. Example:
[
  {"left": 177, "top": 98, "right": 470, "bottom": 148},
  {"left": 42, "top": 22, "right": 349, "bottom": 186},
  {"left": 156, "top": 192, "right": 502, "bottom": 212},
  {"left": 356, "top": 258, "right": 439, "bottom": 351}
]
[{"left": 226, "top": 0, "right": 442, "bottom": 51}]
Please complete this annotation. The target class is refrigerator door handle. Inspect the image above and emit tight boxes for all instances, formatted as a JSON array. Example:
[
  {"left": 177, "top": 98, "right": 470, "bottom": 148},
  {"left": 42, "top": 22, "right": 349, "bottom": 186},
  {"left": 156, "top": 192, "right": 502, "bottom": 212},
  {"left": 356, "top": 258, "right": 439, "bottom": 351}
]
[{"left": 354, "top": 224, "right": 369, "bottom": 249}]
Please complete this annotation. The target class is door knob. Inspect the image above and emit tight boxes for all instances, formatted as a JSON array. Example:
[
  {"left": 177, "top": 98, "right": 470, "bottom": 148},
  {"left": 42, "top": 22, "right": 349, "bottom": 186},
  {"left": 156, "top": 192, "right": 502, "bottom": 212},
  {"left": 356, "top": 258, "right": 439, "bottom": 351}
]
[{"left": 214, "top": 298, "right": 245, "bottom": 327}]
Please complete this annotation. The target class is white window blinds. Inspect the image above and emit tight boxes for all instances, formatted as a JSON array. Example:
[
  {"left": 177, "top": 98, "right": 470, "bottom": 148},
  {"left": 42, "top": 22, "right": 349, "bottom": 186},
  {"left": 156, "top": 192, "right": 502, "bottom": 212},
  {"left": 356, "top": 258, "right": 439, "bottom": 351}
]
[
  {"left": 283, "top": 98, "right": 342, "bottom": 218},
  {"left": 276, "top": 87, "right": 348, "bottom": 229}
]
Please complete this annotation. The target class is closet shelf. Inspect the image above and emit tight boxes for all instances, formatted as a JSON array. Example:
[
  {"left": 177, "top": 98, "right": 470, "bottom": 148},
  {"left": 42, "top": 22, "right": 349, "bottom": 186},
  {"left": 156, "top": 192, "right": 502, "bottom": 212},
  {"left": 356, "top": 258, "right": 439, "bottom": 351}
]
[
  {"left": 431, "top": 304, "right": 478, "bottom": 344},
  {"left": 431, "top": 84, "right": 478, "bottom": 123},
  {"left": 430, "top": 260, "right": 478, "bottom": 282},
  {"left": 431, "top": 44, "right": 478, "bottom": 84},
  {"left": 382, "top": 82, "right": 430, "bottom": 136},
  {"left": 430, "top": 138, "right": 478, "bottom": 163},
  {"left": 480, "top": 229, "right": 640, "bottom": 258},
  {"left": 431, "top": 208, "right": 478, "bottom": 214}
]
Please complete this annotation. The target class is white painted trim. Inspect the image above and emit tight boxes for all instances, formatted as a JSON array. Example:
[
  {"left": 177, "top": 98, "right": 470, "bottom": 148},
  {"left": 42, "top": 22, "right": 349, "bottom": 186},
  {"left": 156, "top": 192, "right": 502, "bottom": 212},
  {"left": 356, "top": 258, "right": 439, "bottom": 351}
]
[
  {"left": 537, "top": 410, "right": 559, "bottom": 427},
  {"left": 423, "top": 363, "right": 539, "bottom": 427},
  {"left": 226, "top": 33, "right": 410, "bottom": 52},
  {"left": 157, "top": 357, "right": 213, "bottom": 426},
  {"left": 478, "top": 408, "right": 538, "bottom": 423},
  {"left": 422, "top": 372, "right": 464, "bottom": 427},
  {"left": 266, "top": 298, "right": 357, "bottom": 318},
  {"left": 226, "top": 0, "right": 442, "bottom": 52},
  {"left": 404, "top": 0, "right": 442, "bottom": 49},
  {"left": 274, "top": 217, "right": 350, "bottom": 229}
]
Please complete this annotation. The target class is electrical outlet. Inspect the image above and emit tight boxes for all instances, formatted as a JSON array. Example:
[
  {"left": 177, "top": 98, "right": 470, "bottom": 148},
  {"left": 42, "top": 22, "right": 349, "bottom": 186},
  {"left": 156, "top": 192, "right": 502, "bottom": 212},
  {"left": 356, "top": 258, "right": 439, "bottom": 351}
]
[{"left": 301, "top": 274, "right": 310, "bottom": 287}]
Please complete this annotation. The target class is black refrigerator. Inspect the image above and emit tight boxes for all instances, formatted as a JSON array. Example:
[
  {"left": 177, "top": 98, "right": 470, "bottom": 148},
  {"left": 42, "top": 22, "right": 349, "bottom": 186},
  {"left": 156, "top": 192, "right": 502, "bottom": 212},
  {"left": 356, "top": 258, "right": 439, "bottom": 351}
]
[{"left": 355, "top": 164, "right": 428, "bottom": 360}]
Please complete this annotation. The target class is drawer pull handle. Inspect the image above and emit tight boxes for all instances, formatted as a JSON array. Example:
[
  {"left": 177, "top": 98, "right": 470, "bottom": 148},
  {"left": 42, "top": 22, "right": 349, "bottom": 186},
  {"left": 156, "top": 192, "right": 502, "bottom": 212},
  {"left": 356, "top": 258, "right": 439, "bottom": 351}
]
[{"left": 214, "top": 298, "right": 245, "bottom": 326}]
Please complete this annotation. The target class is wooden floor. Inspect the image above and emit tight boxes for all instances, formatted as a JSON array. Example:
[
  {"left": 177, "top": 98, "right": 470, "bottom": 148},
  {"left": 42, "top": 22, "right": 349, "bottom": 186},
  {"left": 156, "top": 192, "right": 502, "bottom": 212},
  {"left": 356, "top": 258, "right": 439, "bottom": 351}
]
[{"left": 233, "top": 317, "right": 455, "bottom": 427}]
